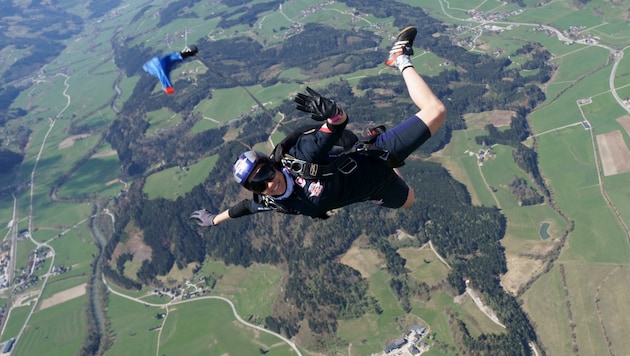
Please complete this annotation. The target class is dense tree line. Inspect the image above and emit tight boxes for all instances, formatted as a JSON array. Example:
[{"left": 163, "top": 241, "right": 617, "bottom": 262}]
[
  {"left": 112, "top": 41, "right": 153, "bottom": 78},
  {"left": 217, "top": 0, "right": 282, "bottom": 28},
  {"left": 475, "top": 111, "right": 531, "bottom": 147},
  {"left": 372, "top": 235, "right": 408, "bottom": 276},
  {"left": 86, "top": 0, "right": 122, "bottom": 19},
  {"left": 0, "top": 86, "right": 21, "bottom": 113},
  {"left": 0, "top": 4, "right": 82, "bottom": 83},
  {"left": 0, "top": 150, "right": 23, "bottom": 174},
  {"left": 513, "top": 143, "right": 545, "bottom": 188},
  {"left": 131, "top": 5, "right": 152, "bottom": 24},
  {"left": 102, "top": 265, "right": 142, "bottom": 290},
  {"left": 507, "top": 176, "right": 544, "bottom": 206},
  {"left": 157, "top": 0, "right": 200, "bottom": 27},
  {"left": 473, "top": 104, "right": 547, "bottom": 201},
  {"left": 97, "top": 1, "right": 562, "bottom": 353},
  {"left": 3, "top": 40, "right": 67, "bottom": 83},
  {"left": 222, "top": 0, "right": 251, "bottom": 6}
]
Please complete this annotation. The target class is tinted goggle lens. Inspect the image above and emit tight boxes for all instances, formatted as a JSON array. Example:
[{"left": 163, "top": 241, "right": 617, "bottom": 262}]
[{"left": 247, "top": 162, "right": 275, "bottom": 192}]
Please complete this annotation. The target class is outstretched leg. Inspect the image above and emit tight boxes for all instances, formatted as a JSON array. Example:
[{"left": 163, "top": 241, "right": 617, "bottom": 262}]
[
  {"left": 386, "top": 26, "right": 446, "bottom": 136},
  {"left": 374, "top": 27, "right": 446, "bottom": 163},
  {"left": 376, "top": 26, "right": 447, "bottom": 208},
  {"left": 401, "top": 65, "right": 445, "bottom": 135}
]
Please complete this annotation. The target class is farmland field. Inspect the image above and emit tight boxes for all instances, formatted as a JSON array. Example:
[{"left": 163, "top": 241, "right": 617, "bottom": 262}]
[{"left": 1, "top": 0, "right": 629, "bottom": 355}]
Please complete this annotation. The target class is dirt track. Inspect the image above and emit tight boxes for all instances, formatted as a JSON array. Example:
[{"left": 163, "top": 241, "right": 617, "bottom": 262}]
[
  {"left": 39, "top": 283, "right": 87, "bottom": 310},
  {"left": 596, "top": 130, "right": 630, "bottom": 176}
]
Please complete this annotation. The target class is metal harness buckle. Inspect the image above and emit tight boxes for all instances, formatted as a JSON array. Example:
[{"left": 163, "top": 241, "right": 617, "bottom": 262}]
[
  {"left": 354, "top": 143, "right": 391, "bottom": 163},
  {"left": 336, "top": 157, "right": 357, "bottom": 174}
]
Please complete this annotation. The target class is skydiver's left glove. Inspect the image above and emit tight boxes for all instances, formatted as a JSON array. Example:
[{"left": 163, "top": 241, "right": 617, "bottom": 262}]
[
  {"left": 295, "top": 87, "right": 343, "bottom": 122},
  {"left": 180, "top": 45, "right": 198, "bottom": 59},
  {"left": 190, "top": 209, "right": 216, "bottom": 227}
]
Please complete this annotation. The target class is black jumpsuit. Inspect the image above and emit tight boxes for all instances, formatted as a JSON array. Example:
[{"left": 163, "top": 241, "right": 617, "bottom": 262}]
[{"left": 231, "top": 114, "right": 432, "bottom": 219}]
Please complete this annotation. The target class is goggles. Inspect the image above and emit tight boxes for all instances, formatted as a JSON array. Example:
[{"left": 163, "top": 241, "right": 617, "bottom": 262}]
[{"left": 246, "top": 161, "right": 276, "bottom": 193}]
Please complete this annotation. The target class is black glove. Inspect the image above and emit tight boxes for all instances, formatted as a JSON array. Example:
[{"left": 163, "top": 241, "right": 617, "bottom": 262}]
[
  {"left": 190, "top": 209, "right": 216, "bottom": 226},
  {"left": 295, "top": 87, "right": 340, "bottom": 121}
]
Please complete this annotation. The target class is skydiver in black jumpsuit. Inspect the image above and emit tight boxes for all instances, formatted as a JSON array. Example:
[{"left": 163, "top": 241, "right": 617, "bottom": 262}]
[{"left": 191, "top": 26, "right": 446, "bottom": 227}]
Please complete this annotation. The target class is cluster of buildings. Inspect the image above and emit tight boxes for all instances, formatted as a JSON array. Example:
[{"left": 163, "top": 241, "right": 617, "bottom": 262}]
[
  {"left": 383, "top": 324, "right": 430, "bottom": 355},
  {"left": 150, "top": 276, "right": 211, "bottom": 301},
  {"left": 0, "top": 233, "right": 69, "bottom": 297},
  {"left": 0, "top": 241, "right": 10, "bottom": 290},
  {"left": 446, "top": 5, "right": 604, "bottom": 50},
  {"left": 476, "top": 147, "right": 495, "bottom": 166},
  {"left": 467, "top": 8, "right": 525, "bottom": 23},
  {"left": 463, "top": 148, "right": 495, "bottom": 166}
]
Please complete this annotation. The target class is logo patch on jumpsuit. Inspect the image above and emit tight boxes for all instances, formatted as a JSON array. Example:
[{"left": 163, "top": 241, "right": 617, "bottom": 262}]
[
  {"left": 296, "top": 176, "right": 307, "bottom": 188},
  {"left": 308, "top": 181, "right": 324, "bottom": 197}
]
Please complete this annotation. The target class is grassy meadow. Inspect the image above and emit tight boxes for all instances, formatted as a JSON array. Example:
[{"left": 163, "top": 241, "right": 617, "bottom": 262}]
[
  {"left": 2, "top": 0, "right": 629, "bottom": 355},
  {"left": 103, "top": 262, "right": 290, "bottom": 356},
  {"left": 415, "top": 2, "right": 630, "bottom": 355},
  {"left": 104, "top": 294, "right": 161, "bottom": 356},
  {"left": 0, "top": 305, "right": 31, "bottom": 344},
  {"left": 143, "top": 154, "right": 219, "bottom": 200},
  {"left": 336, "top": 244, "right": 506, "bottom": 355},
  {"left": 11, "top": 296, "right": 88, "bottom": 356},
  {"left": 159, "top": 298, "right": 297, "bottom": 356}
]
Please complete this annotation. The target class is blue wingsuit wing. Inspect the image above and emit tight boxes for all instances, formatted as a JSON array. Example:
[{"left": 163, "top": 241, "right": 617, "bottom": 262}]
[{"left": 142, "top": 52, "right": 184, "bottom": 95}]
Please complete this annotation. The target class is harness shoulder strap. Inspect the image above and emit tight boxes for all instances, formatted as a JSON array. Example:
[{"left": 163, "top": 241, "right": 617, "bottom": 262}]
[{"left": 272, "top": 124, "right": 320, "bottom": 163}]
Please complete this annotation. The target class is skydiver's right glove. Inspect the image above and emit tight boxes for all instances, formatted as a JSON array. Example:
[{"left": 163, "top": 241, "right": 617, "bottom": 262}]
[
  {"left": 190, "top": 209, "right": 216, "bottom": 227},
  {"left": 295, "top": 87, "right": 343, "bottom": 122}
]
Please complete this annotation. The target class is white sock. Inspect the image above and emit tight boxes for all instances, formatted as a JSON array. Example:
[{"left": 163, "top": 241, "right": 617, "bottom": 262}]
[{"left": 396, "top": 54, "right": 413, "bottom": 72}]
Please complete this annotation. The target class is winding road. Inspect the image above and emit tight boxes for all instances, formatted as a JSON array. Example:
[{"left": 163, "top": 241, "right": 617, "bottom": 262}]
[
  {"left": 4, "top": 73, "right": 71, "bottom": 350},
  {"left": 4, "top": 4, "right": 628, "bottom": 356},
  {"left": 103, "top": 276, "right": 302, "bottom": 356}
]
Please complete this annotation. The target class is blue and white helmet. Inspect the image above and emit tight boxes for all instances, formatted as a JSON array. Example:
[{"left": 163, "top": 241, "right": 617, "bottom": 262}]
[{"left": 233, "top": 150, "right": 266, "bottom": 187}]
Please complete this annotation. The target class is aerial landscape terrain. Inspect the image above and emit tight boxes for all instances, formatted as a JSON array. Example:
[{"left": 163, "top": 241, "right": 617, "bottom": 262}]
[{"left": 0, "top": 0, "right": 629, "bottom": 355}]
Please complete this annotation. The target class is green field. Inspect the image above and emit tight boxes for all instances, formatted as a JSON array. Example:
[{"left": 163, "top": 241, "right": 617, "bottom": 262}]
[
  {"left": 144, "top": 154, "right": 219, "bottom": 200},
  {"left": 211, "top": 263, "right": 285, "bottom": 318},
  {"left": 103, "top": 289, "right": 298, "bottom": 356},
  {"left": 57, "top": 154, "right": 123, "bottom": 198},
  {"left": 2, "top": 0, "right": 630, "bottom": 355},
  {"left": 159, "top": 298, "right": 296, "bottom": 356},
  {"left": 0, "top": 305, "right": 31, "bottom": 344},
  {"left": 12, "top": 296, "right": 88, "bottom": 356},
  {"left": 104, "top": 294, "right": 162, "bottom": 356},
  {"left": 336, "top": 270, "right": 409, "bottom": 355}
]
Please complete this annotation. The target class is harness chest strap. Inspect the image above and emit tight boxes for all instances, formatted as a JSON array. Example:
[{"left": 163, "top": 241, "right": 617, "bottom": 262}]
[
  {"left": 281, "top": 144, "right": 401, "bottom": 180},
  {"left": 273, "top": 125, "right": 403, "bottom": 180},
  {"left": 280, "top": 154, "right": 355, "bottom": 179}
]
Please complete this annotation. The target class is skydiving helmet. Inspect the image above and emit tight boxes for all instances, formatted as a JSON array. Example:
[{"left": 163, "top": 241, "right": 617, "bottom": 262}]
[{"left": 233, "top": 151, "right": 274, "bottom": 191}]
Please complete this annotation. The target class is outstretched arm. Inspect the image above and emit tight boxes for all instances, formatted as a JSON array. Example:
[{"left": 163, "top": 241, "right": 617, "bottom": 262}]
[
  {"left": 211, "top": 209, "right": 231, "bottom": 226},
  {"left": 190, "top": 199, "right": 272, "bottom": 227},
  {"left": 190, "top": 208, "right": 221, "bottom": 226}
]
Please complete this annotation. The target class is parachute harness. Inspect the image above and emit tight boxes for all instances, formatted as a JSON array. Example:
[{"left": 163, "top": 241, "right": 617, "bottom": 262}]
[{"left": 274, "top": 125, "right": 402, "bottom": 181}]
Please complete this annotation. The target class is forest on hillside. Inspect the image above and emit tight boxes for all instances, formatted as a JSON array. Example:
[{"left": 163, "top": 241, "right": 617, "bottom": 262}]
[
  {"left": 94, "top": 1, "right": 554, "bottom": 354},
  {"left": 0, "top": 0, "right": 554, "bottom": 354}
]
